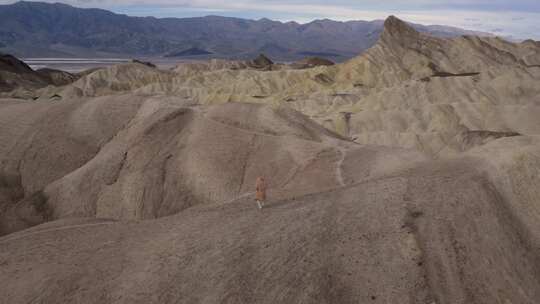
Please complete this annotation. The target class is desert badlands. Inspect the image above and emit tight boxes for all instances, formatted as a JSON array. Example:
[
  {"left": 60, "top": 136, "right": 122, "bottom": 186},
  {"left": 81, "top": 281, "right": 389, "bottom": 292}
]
[{"left": 1, "top": 16, "right": 540, "bottom": 303}]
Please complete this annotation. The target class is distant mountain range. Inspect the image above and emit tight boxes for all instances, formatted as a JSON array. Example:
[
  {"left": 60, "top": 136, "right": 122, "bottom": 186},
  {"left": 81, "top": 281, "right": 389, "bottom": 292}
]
[{"left": 0, "top": 1, "right": 493, "bottom": 61}]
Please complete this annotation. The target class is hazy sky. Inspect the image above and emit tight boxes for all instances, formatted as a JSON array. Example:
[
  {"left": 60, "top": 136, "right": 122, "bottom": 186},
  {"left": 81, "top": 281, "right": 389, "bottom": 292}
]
[{"left": 3, "top": 0, "right": 540, "bottom": 39}]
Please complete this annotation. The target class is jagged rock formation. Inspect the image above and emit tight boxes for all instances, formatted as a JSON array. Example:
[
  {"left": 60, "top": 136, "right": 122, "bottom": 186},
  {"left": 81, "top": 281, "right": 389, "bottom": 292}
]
[
  {"left": 27, "top": 16, "right": 540, "bottom": 156},
  {"left": 248, "top": 54, "right": 274, "bottom": 70},
  {"left": 131, "top": 59, "right": 157, "bottom": 68},
  {"left": 1, "top": 16, "right": 540, "bottom": 304},
  {"left": 172, "top": 54, "right": 288, "bottom": 77},
  {"left": 0, "top": 53, "right": 79, "bottom": 97},
  {"left": 36, "top": 68, "right": 79, "bottom": 86}
]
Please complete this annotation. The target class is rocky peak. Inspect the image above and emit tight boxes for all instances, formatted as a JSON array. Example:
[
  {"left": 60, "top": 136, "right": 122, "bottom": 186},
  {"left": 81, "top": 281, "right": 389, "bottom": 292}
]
[
  {"left": 250, "top": 54, "right": 274, "bottom": 69},
  {"left": 380, "top": 15, "right": 420, "bottom": 43},
  {"left": 0, "top": 53, "right": 34, "bottom": 74}
]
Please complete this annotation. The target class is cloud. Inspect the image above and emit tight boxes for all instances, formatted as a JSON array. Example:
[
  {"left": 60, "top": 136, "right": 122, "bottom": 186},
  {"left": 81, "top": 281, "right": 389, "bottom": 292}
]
[{"left": 1, "top": 0, "right": 539, "bottom": 39}]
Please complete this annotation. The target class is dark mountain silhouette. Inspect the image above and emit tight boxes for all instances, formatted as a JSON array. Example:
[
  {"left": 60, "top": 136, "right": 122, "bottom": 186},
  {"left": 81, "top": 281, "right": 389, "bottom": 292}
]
[
  {"left": 249, "top": 54, "right": 274, "bottom": 69},
  {"left": 0, "top": 52, "right": 78, "bottom": 95},
  {"left": 0, "top": 1, "right": 493, "bottom": 61},
  {"left": 0, "top": 53, "right": 33, "bottom": 74}
]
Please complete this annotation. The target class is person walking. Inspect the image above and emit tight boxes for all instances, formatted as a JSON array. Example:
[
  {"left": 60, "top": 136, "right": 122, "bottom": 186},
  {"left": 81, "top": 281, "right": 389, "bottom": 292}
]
[{"left": 255, "top": 176, "right": 267, "bottom": 209}]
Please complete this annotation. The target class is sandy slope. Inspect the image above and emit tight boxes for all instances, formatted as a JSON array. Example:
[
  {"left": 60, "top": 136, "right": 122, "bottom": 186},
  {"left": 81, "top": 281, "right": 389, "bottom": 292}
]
[
  {"left": 1, "top": 16, "right": 540, "bottom": 304},
  {"left": 1, "top": 138, "right": 540, "bottom": 303}
]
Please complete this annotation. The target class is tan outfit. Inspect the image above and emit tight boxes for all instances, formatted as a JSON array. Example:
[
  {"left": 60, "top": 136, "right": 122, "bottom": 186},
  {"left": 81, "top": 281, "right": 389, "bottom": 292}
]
[{"left": 255, "top": 177, "right": 267, "bottom": 209}]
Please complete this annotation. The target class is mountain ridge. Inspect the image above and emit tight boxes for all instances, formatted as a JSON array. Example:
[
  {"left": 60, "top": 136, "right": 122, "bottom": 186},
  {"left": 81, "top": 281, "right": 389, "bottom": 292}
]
[{"left": 0, "top": 1, "right": 494, "bottom": 61}]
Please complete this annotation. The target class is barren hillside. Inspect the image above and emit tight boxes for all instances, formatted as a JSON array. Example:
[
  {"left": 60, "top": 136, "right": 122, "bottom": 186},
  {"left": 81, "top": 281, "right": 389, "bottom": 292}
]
[{"left": 1, "top": 16, "right": 540, "bottom": 304}]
